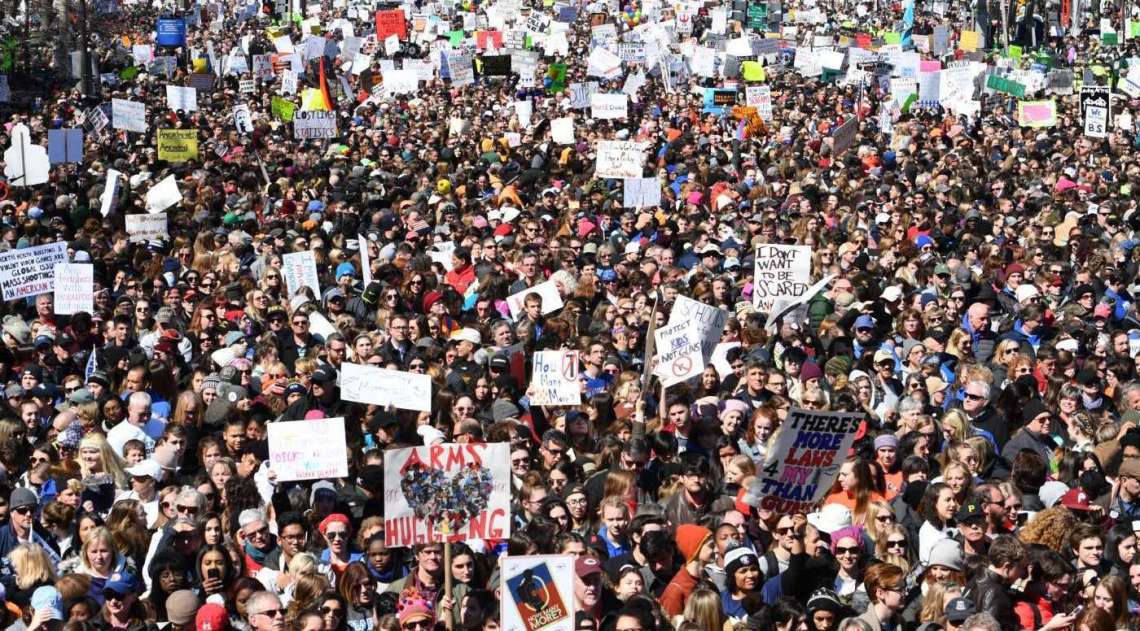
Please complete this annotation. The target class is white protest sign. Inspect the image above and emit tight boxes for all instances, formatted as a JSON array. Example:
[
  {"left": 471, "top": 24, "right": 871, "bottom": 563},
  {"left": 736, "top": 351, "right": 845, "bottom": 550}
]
[
  {"left": 590, "top": 92, "right": 627, "bottom": 119},
  {"left": 501, "top": 556, "right": 576, "bottom": 631},
  {"left": 653, "top": 320, "right": 704, "bottom": 387},
  {"left": 282, "top": 250, "right": 320, "bottom": 297},
  {"left": 293, "top": 110, "right": 338, "bottom": 139},
  {"left": 100, "top": 169, "right": 121, "bottom": 217},
  {"left": 4, "top": 125, "right": 49, "bottom": 187},
  {"left": 125, "top": 213, "right": 168, "bottom": 242},
  {"left": 382, "top": 443, "right": 510, "bottom": 547},
  {"left": 551, "top": 117, "right": 575, "bottom": 144},
  {"left": 52, "top": 263, "right": 93, "bottom": 315},
  {"left": 513, "top": 100, "right": 533, "bottom": 128},
  {"left": 358, "top": 234, "right": 372, "bottom": 286},
  {"left": 111, "top": 99, "right": 147, "bottom": 133},
  {"left": 146, "top": 175, "right": 181, "bottom": 213},
  {"left": 234, "top": 104, "right": 254, "bottom": 134},
  {"left": 531, "top": 350, "right": 581, "bottom": 406},
  {"left": 594, "top": 140, "right": 645, "bottom": 179},
  {"left": 307, "top": 311, "right": 338, "bottom": 340},
  {"left": 669, "top": 295, "right": 729, "bottom": 362},
  {"left": 340, "top": 362, "right": 433, "bottom": 412},
  {"left": 0, "top": 242, "right": 68, "bottom": 301},
  {"left": 281, "top": 70, "right": 298, "bottom": 95},
  {"left": 752, "top": 408, "right": 864, "bottom": 514},
  {"left": 165, "top": 85, "right": 199, "bottom": 111},
  {"left": 506, "top": 280, "right": 564, "bottom": 320},
  {"left": 622, "top": 177, "right": 661, "bottom": 208},
  {"left": 268, "top": 417, "right": 349, "bottom": 481},
  {"left": 384, "top": 69, "right": 419, "bottom": 95},
  {"left": 752, "top": 244, "right": 812, "bottom": 312},
  {"left": 746, "top": 85, "right": 773, "bottom": 120}
]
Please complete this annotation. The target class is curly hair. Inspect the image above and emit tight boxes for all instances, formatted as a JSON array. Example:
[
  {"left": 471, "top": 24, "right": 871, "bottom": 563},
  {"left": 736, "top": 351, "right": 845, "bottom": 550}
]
[{"left": 1018, "top": 506, "right": 1078, "bottom": 553}]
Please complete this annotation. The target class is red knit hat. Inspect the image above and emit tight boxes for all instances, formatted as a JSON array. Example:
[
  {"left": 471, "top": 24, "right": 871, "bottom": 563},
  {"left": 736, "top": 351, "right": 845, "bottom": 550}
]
[{"left": 675, "top": 524, "right": 712, "bottom": 564}]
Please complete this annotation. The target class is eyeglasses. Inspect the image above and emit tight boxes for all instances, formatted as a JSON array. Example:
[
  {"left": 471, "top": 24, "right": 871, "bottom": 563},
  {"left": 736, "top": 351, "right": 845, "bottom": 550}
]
[
  {"left": 12, "top": 506, "right": 32, "bottom": 515},
  {"left": 176, "top": 504, "right": 198, "bottom": 516},
  {"left": 964, "top": 393, "right": 985, "bottom": 401},
  {"left": 835, "top": 546, "right": 860, "bottom": 556},
  {"left": 253, "top": 609, "right": 285, "bottom": 618}
]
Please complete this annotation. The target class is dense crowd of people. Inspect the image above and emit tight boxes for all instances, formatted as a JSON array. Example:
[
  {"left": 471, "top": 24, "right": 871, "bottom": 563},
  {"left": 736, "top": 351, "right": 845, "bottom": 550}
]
[{"left": 2, "top": 0, "right": 1140, "bottom": 628}]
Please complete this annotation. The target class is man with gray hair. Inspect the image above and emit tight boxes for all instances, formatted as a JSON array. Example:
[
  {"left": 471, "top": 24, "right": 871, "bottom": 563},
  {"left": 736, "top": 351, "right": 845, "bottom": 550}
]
[
  {"left": 246, "top": 592, "right": 287, "bottom": 631},
  {"left": 238, "top": 509, "right": 279, "bottom": 575},
  {"left": 106, "top": 391, "right": 166, "bottom": 457},
  {"left": 961, "top": 380, "right": 1009, "bottom": 449}
]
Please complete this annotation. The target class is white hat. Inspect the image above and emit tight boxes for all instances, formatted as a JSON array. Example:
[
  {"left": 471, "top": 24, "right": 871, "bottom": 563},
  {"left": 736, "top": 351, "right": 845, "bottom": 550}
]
[
  {"left": 450, "top": 328, "right": 482, "bottom": 345},
  {"left": 881, "top": 285, "right": 903, "bottom": 303},
  {"left": 1015, "top": 284, "right": 1040, "bottom": 303},
  {"left": 1040, "top": 480, "right": 1070, "bottom": 508},
  {"left": 806, "top": 503, "right": 852, "bottom": 534},
  {"left": 125, "top": 459, "right": 164, "bottom": 482}
]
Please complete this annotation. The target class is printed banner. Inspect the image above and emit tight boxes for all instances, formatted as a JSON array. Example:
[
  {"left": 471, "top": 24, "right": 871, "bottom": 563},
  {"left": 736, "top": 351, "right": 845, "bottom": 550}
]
[
  {"left": 383, "top": 442, "right": 510, "bottom": 547},
  {"left": 501, "top": 556, "right": 575, "bottom": 631}
]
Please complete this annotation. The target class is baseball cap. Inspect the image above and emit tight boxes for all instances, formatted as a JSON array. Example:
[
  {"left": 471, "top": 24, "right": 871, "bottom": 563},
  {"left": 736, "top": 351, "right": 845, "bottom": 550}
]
[
  {"left": 945, "top": 597, "right": 976, "bottom": 624},
  {"left": 196, "top": 603, "right": 230, "bottom": 631},
  {"left": 1060, "top": 488, "right": 1095, "bottom": 512},
  {"left": 575, "top": 556, "right": 602, "bottom": 578}
]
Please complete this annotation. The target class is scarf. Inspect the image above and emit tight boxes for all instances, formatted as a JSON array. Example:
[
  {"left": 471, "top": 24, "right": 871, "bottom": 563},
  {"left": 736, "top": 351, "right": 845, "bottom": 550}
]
[{"left": 244, "top": 538, "right": 276, "bottom": 567}]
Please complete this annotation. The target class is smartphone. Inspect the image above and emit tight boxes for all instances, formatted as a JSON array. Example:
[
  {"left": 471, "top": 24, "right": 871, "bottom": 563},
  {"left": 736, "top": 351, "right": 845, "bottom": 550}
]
[
  {"left": 1016, "top": 511, "right": 1030, "bottom": 527},
  {"left": 1071, "top": 605, "right": 1084, "bottom": 617},
  {"left": 207, "top": 568, "right": 220, "bottom": 580}
]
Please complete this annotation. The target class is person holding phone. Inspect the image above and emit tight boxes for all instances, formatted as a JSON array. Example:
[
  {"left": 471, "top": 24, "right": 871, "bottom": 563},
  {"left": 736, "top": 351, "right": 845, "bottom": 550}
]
[{"left": 195, "top": 544, "right": 236, "bottom": 604}]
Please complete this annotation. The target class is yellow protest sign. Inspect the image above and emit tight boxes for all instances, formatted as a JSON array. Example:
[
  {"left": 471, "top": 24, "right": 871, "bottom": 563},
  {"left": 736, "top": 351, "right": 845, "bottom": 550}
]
[
  {"left": 959, "top": 30, "right": 979, "bottom": 52},
  {"left": 156, "top": 129, "right": 199, "bottom": 162},
  {"left": 300, "top": 88, "right": 330, "bottom": 112},
  {"left": 192, "top": 58, "right": 208, "bottom": 73},
  {"left": 742, "top": 61, "right": 766, "bottom": 82}
]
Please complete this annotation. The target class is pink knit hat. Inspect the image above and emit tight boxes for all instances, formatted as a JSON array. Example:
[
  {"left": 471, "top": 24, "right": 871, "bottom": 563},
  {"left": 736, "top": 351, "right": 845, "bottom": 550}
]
[{"left": 397, "top": 589, "right": 435, "bottom": 627}]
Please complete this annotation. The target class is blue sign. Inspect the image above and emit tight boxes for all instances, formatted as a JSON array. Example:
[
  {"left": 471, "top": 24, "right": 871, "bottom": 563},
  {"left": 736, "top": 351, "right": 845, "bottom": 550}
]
[{"left": 156, "top": 18, "right": 186, "bottom": 47}]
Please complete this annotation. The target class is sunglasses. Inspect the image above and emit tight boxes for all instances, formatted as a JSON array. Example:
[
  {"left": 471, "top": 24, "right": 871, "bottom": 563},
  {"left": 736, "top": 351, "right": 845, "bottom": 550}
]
[
  {"left": 103, "top": 590, "right": 128, "bottom": 602},
  {"left": 12, "top": 506, "right": 33, "bottom": 515},
  {"left": 886, "top": 539, "right": 907, "bottom": 548},
  {"left": 321, "top": 607, "right": 344, "bottom": 617},
  {"left": 326, "top": 531, "right": 348, "bottom": 540},
  {"left": 835, "top": 546, "right": 861, "bottom": 555}
]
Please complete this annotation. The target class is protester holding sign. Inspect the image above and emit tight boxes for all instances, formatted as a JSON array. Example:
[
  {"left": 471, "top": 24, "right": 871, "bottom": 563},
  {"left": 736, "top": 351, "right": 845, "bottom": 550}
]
[{"left": 3, "top": 0, "right": 1140, "bottom": 627}]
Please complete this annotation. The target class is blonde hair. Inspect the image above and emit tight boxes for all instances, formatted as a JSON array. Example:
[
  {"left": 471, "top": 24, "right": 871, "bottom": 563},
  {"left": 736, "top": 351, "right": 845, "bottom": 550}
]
[
  {"left": 940, "top": 409, "right": 970, "bottom": 444},
  {"left": 78, "top": 433, "right": 128, "bottom": 488},
  {"left": 288, "top": 552, "right": 319, "bottom": 576},
  {"left": 864, "top": 501, "right": 895, "bottom": 543},
  {"left": 681, "top": 588, "right": 724, "bottom": 631},
  {"left": 11, "top": 543, "right": 57, "bottom": 589},
  {"left": 80, "top": 527, "right": 123, "bottom": 576}
]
